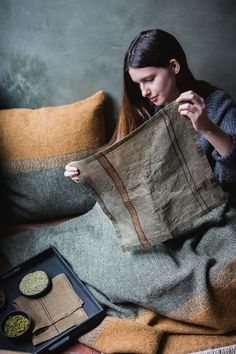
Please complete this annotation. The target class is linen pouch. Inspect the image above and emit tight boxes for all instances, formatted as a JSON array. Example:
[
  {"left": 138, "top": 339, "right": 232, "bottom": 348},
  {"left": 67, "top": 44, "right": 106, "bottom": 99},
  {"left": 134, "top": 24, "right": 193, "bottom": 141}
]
[
  {"left": 13, "top": 273, "right": 88, "bottom": 345},
  {"left": 73, "top": 101, "right": 227, "bottom": 252}
]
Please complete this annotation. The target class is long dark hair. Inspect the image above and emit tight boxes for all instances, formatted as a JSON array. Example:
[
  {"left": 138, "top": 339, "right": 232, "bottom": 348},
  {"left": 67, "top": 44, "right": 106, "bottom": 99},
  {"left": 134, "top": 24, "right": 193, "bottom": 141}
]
[{"left": 100, "top": 29, "right": 218, "bottom": 150}]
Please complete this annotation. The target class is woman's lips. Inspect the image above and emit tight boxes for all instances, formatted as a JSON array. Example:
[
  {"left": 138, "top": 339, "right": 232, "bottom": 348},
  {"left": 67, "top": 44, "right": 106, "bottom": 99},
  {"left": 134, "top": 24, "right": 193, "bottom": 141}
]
[{"left": 149, "top": 95, "right": 159, "bottom": 102}]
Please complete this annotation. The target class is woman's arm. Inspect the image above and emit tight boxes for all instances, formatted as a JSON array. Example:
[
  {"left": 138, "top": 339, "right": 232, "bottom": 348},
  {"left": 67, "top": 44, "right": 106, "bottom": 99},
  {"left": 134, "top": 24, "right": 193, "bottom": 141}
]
[{"left": 199, "top": 120, "right": 232, "bottom": 157}]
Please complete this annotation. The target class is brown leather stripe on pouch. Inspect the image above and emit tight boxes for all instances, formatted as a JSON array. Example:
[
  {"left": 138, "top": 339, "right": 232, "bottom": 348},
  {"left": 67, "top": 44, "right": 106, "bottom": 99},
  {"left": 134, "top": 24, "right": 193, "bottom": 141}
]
[{"left": 95, "top": 153, "right": 151, "bottom": 248}]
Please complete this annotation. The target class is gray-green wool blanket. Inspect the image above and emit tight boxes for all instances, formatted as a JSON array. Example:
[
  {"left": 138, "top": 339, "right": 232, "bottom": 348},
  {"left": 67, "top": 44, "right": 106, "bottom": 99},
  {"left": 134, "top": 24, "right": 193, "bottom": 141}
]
[{"left": 1, "top": 199, "right": 236, "bottom": 354}]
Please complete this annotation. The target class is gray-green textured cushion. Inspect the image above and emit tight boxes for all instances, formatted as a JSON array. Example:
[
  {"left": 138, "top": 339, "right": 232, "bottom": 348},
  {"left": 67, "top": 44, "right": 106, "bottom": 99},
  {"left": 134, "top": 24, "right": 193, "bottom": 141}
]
[{"left": 0, "top": 91, "right": 106, "bottom": 223}]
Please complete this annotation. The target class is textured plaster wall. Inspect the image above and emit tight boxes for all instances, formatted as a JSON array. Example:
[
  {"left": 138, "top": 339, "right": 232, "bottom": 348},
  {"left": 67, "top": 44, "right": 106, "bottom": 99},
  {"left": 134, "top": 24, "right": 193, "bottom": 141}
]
[{"left": 0, "top": 0, "right": 236, "bottom": 136}]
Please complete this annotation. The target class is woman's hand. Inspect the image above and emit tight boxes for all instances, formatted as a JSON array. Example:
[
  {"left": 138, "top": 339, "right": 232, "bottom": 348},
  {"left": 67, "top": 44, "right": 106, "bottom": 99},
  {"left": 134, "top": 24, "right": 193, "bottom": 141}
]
[
  {"left": 64, "top": 161, "right": 80, "bottom": 183},
  {"left": 176, "top": 90, "right": 212, "bottom": 133}
]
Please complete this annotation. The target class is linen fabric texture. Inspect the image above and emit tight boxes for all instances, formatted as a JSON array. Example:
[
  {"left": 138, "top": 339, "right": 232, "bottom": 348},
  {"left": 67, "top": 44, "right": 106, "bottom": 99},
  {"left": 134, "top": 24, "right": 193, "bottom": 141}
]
[
  {"left": 13, "top": 273, "right": 88, "bottom": 345},
  {"left": 75, "top": 101, "right": 227, "bottom": 251},
  {"left": 0, "top": 91, "right": 106, "bottom": 223}
]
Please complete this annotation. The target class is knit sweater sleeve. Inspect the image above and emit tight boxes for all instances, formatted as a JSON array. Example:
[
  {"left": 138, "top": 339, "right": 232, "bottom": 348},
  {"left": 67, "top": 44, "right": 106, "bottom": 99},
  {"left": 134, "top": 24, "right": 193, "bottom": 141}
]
[{"left": 205, "top": 90, "right": 236, "bottom": 190}]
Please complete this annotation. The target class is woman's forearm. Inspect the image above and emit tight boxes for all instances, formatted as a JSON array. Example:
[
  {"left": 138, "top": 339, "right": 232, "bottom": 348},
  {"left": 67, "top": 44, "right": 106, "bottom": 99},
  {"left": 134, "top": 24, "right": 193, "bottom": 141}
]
[{"left": 201, "top": 120, "right": 232, "bottom": 157}]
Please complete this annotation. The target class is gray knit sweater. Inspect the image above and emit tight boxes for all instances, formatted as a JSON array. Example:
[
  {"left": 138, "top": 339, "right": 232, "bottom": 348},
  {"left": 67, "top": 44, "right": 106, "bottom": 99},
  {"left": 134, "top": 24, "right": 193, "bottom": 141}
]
[{"left": 201, "top": 89, "right": 236, "bottom": 193}]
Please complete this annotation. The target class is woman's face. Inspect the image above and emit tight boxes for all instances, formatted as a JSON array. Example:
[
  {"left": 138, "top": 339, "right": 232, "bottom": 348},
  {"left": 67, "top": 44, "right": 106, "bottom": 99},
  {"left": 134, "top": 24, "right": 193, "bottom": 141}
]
[{"left": 128, "top": 64, "right": 180, "bottom": 106}]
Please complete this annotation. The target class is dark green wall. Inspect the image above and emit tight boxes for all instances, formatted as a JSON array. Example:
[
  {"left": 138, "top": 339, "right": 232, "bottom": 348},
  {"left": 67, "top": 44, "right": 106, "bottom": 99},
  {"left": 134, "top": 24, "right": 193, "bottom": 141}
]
[{"left": 0, "top": 0, "right": 236, "bottom": 136}]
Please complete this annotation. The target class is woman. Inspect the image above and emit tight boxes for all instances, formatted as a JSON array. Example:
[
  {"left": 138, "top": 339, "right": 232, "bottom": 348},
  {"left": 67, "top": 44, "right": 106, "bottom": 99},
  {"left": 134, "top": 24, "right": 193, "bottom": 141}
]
[{"left": 65, "top": 29, "right": 236, "bottom": 194}]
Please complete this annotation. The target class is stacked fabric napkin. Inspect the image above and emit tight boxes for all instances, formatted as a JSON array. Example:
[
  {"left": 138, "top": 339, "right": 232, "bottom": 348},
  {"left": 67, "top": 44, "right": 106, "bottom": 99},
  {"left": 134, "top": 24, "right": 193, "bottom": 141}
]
[{"left": 13, "top": 273, "right": 88, "bottom": 345}]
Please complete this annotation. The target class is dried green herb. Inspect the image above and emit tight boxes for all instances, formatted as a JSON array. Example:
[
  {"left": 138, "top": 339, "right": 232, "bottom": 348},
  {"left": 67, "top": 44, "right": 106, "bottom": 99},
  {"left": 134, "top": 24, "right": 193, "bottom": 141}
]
[
  {"left": 4, "top": 314, "right": 30, "bottom": 337},
  {"left": 19, "top": 270, "right": 49, "bottom": 296}
]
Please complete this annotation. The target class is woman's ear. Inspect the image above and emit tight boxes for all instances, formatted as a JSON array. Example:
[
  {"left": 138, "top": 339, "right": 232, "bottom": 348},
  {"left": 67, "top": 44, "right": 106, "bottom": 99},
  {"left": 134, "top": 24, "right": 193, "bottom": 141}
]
[{"left": 169, "top": 59, "right": 180, "bottom": 75}]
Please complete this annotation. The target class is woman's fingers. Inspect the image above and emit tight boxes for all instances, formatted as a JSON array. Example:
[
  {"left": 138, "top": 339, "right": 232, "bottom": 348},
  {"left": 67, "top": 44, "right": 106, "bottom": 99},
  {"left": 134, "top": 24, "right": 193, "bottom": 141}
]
[
  {"left": 65, "top": 161, "right": 80, "bottom": 170},
  {"left": 178, "top": 102, "right": 197, "bottom": 114},
  {"left": 64, "top": 164, "right": 80, "bottom": 177},
  {"left": 64, "top": 161, "right": 81, "bottom": 182},
  {"left": 64, "top": 170, "right": 80, "bottom": 177},
  {"left": 67, "top": 166, "right": 78, "bottom": 172},
  {"left": 64, "top": 171, "right": 80, "bottom": 183},
  {"left": 175, "top": 91, "right": 210, "bottom": 133},
  {"left": 72, "top": 176, "right": 80, "bottom": 183},
  {"left": 176, "top": 91, "right": 206, "bottom": 120},
  {"left": 176, "top": 90, "right": 204, "bottom": 105}
]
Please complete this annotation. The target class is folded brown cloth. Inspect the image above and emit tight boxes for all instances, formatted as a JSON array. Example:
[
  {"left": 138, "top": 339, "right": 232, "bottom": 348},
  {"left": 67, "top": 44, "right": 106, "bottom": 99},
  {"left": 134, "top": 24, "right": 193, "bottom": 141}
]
[{"left": 13, "top": 273, "right": 88, "bottom": 345}]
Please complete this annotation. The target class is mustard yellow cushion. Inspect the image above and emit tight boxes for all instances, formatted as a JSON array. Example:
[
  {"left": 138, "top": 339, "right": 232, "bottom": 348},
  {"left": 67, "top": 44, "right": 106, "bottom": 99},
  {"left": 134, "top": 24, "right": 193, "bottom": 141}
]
[{"left": 0, "top": 90, "right": 106, "bottom": 223}]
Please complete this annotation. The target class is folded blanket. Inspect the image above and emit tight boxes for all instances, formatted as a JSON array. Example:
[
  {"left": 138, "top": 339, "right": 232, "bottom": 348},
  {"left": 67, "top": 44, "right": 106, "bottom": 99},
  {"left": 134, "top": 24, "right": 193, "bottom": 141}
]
[
  {"left": 74, "top": 101, "right": 226, "bottom": 251},
  {"left": 1, "top": 198, "right": 236, "bottom": 354}
]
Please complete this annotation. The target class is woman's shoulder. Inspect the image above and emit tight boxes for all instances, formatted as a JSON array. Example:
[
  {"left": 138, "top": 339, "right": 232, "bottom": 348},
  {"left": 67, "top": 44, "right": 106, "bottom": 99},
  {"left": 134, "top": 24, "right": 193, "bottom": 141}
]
[
  {"left": 205, "top": 89, "right": 236, "bottom": 106},
  {"left": 205, "top": 89, "right": 236, "bottom": 119}
]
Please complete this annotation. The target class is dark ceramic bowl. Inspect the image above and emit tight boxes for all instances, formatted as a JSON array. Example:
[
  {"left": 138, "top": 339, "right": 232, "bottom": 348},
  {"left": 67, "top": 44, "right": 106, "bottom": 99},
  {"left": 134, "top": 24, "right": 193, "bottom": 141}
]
[
  {"left": 18, "top": 270, "right": 52, "bottom": 298},
  {"left": 0, "top": 290, "right": 7, "bottom": 313},
  {"left": 0, "top": 310, "right": 33, "bottom": 342}
]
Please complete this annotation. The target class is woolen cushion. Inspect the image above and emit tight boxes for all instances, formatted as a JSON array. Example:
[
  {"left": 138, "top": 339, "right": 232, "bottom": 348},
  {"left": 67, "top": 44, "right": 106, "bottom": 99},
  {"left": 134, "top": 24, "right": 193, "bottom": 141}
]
[{"left": 0, "top": 90, "right": 106, "bottom": 223}]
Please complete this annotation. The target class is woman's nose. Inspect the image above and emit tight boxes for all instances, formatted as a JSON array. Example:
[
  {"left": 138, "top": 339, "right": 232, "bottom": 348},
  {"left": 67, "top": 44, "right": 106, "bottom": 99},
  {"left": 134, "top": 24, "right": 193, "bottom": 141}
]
[{"left": 140, "top": 84, "right": 150, "bottom": 98}]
